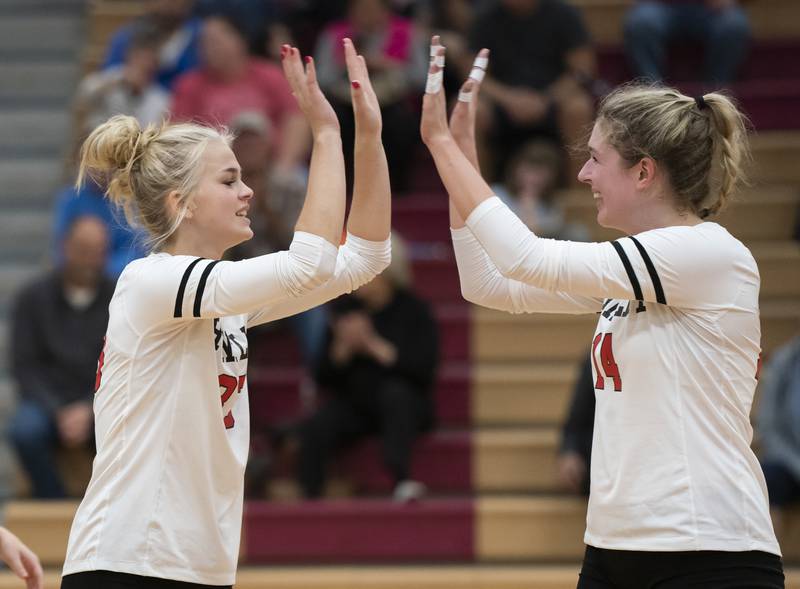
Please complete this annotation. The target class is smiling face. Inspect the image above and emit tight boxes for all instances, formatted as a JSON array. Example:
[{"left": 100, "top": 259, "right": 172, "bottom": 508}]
[
  {"left": 182, "top": 139, "right": 254, "bottom": 255},
  {"left": 577, "top": 121, "right": 642, "bottom": 234}
]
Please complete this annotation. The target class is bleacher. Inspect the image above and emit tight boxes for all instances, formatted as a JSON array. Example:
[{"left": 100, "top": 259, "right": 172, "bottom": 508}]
[{"left": 1, "top": 0, "right": 799, "bottom": 587}]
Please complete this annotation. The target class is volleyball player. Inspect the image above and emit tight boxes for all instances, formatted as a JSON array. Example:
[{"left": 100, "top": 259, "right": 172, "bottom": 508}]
[
  {"left": 61, "top": 40, "right": 390, "bottom": 589},
  {"left": 421, "top": 40, "right": 784, "bottom": 588}
]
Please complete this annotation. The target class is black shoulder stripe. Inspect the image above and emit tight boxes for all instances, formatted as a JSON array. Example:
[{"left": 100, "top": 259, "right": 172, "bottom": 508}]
[
  {"left": 193, "top": 260, "right": 221, "bottom": 318},
  {"left": 174, "top": 258, "right": 204, "bottom": 318},
  {"left": 611, "top": 240, "right": 644, "bottom": 301},
  {"left": 628, "top": 236, "right": 666, "bottom": 305}
]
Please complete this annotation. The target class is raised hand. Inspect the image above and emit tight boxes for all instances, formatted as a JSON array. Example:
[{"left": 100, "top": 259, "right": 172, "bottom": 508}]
[
  {"left": 449, "top": 48, "right": 489, "bottom": 168},
  {"left": 343, "top": 38, "right": 382, "bottom": 138},
  {"left": 280, "top": 44, "right": 339, "bottom": 137},
  {"left": 420, "top": 36, "right": 452, "bottom": 147}
]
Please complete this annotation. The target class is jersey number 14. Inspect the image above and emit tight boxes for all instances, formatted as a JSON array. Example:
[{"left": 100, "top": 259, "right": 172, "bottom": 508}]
[{"left": 592, "top": 332, "right": 622, "bottom": 392}]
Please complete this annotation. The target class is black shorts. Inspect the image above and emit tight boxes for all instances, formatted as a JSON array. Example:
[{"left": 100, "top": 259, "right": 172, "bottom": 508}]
[
  {"left": 61, "top": 570, "right": 232, "bottom": 589},
  {"left": 578, "top": 545, "right": 784, "bottom": 589}
]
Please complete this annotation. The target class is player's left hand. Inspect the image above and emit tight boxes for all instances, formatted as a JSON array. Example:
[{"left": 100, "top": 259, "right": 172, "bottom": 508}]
[
  {"left": 344, "top": 38, "right": 382, "bottom": 139},
  {"left": 420, "top": 37, "right": 451, "bottom": 147},
  {"left": 449, "top": 48, "right": 489, "bottom": 154},
  {"left": 0, "top": 528, "right": 43, "bottom": 589}
]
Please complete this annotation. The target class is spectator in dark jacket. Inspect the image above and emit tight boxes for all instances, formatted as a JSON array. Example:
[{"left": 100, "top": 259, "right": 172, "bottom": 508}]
[
  {"left": 298, "top": 235, "right": 438, "bottom": 501},
  {"left": 557, "top": 354, "right": 595, "bottom": 496},
  {"left": 757, "top": 334, "right": 800, "bottom": 537},
  {"left": 469, "top": 0, "right": 596, "bottom": 183},
  {"left": 8, "top": 216, "right": 114, "bottom": 498}
]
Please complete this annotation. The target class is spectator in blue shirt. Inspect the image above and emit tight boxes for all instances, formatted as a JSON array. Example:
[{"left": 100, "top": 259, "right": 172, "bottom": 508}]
[
  {"left": 103, "top": 0, "right": 201, "bottom": 90},
  {"left": 53, "top": 178, "right": 147, "bottom": 278}
]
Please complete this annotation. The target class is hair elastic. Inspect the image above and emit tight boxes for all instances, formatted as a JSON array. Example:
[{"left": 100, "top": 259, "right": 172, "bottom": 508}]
[{"left": 695, "top": 95, "right": 708, "bottom": 110}]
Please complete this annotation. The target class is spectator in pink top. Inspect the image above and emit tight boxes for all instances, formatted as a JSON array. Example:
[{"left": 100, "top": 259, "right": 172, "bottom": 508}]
[
  {"left": 171, "top": 15, "right": 310, "bottom": 178},
  {"left": 314, "top": 0, "right": 428, "bottom": 192}
]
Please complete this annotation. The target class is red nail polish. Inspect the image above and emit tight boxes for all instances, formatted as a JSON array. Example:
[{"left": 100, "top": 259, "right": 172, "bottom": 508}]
[
  {"left": 305, "top": 56, "right": 312, "bottom": 64},
  {"left": 351, "top": 80, "right": 361, "bottom": 89}
]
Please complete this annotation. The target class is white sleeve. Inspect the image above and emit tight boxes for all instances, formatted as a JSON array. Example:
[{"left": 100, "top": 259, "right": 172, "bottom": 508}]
[
  {"left": 126, "top": 231, "right": 338, "bottom": 330},
  {"left": 451, "top": 226, "right": 602, "bottom": 315},
  {"left": 465, "top": 197, "right": 754, "bottom": 310},
  {"left": 247, "top": 232, "right": 392, "bottom": 327}
]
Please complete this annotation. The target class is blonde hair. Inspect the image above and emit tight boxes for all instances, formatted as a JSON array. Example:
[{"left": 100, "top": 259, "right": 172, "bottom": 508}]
[
  {"left": 76, "top": 115, "right": 233, "bottom": 250},
  {"left": 597, "top": 84, "right": 750, "bottom": 218}
]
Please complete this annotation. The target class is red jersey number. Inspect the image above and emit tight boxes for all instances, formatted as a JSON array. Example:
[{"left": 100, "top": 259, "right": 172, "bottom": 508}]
[
  {"left": 219, "top": 374, "right": 246, "bottom": 429},
  {"left": 94, "top": 338, "right": 106, "bottom": 393},
  {"left": 592, "top": 332, "right": 622, "bottom": 392}
]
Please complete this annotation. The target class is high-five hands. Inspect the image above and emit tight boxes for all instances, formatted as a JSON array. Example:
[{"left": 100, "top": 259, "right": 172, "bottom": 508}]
[
  {"left": 420, "top": 35, "right": 490, "bottom": 150},
  {"left": 280, "top": 44, "right": 340, "bottom": 137},
  {"left": 343, "top": 38, "right": 382, "bottom": 138}
]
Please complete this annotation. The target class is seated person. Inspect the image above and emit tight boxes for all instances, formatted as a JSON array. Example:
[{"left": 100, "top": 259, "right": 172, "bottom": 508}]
[
  {"left": 171, "top": 15, "right": 310, "bottom": 179},
  {"left": 103, "top": 0, "right": 201, "bottom": 90},
  {"left": 624, "top": 0, "right": 750, "bottom": 87},
  {"left": 297, "top": 235, "right": 439, "bottom": 501},
  {"left": 469, "top": 0, "right": 596, "bottom": 182},
  {"left": 314, "top": 0, "right": 428, "bottom": 192},
  {"left": 493, "top": 140, "right": 589, "bottom": 241},
  {"left": 53, "top": 176, "right": 147, "bottom": 279},
  {"left": 757, "top": 334, "right": 800, "bottom": 537},
  {"left": 75, "top": 22, "right": 170, "bottom": 144},
  {"left": 557, "top": 354, "right": 595, "bottom": 496},
  {"left": 8, "top": 216, "right": 114, "bottom": 498}
]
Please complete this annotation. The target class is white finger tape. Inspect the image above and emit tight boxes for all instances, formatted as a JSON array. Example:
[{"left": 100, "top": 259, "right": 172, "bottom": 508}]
[
  {"left": 458, "top": 90, "right": 473, "bottom": 103},
  {"left": 469, "top": 67, "right": 486, "bottom": 82},
  {"left": 425, "top": 70, "right": 443, "bottom": 94},
  {"left": 430, "top": 44, "right": 442, "bottom": 57},
  {"left": 473, "top": 56, "right": 489, "bottom": 69},
  {"left": 434, "top": 53, "right": 445, "bottom": 68}
]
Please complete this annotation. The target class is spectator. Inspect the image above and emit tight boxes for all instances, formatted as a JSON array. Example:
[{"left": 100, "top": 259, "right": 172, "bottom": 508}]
[
  {"left": 75, "top": 23, "right": 170, "bottom": 142},
  {"left": 227, "top": 111, "right": 327, "bottom": 368},
  {"left": 557, "top": 354, "right": 594, "bottom": 496},
  {"left": 298, "top": 235, "right": 438, "bottom": 501},
  {"left": 757, "top": 334, "right": 800, "bottom": 538},
  {"left": 53, "top": 177, "right": 147, "bottom": 279},
  {"left": 194, "top": 0, "right": 293, "bottom": 59},
  {"left": 493, "top": 140, "right": 589, "bottom": 240},
  {"left": 103, "top": 0, "right": 201, "bottom": 90},
  {"left": 314, "top": 0, "right": 428, "bottom": 192},
  {"left": 469, "top": 0, "right": 595, "bottom": 183},
  {"left": 624, "top": 0, "right": 750, "bottom": 88},
  {"left": 171, "top": 15, "right": 310, "bottom": 178},
  {"left": 8, "top": 216, "right": 114, "bottom": 499}
]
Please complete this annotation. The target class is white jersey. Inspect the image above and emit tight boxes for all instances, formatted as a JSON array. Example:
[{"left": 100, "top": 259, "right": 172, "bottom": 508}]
[
  {"left": 453, "top": 196, "right": 780, "bottom": 555},
  {"left": 63, "top": 232, "right": 390, "bottom": 585}
]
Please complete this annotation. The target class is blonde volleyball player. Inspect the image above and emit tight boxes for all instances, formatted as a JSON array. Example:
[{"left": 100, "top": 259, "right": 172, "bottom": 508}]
[
  {"left": 422, "top": 39, "right": 784, "bottom": 588},
  {"left": 61, "top": 40, "right": 390, "bottom": 589}
]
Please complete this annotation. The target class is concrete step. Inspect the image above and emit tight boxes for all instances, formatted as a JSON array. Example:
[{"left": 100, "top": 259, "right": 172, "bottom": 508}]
[
  {"left": 0, "top": 157, "right": 65, "bottom": 207},
  {"left": 0, "top": 110, "right": 70, "bottom": 152},
  {"left": 0, "top": 62, "right": 78, "bottom": 102},
  {"left": 473, "top": 363, "right": 577, "bottom": 426},
  {"left": 0, "top": 15, "right": 82, "bottom": 55},
  {"left": 0, "top": 210, "right": 51, "bottom": 261}
]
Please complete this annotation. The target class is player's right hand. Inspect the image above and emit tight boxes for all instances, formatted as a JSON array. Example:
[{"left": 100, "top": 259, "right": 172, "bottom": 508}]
[
  {"left": 0, "top": 528, "right": 43, "bottom": 589},
  {"left": 280, "top": 44, "right": 340, "bottom": 138},
  {"left": 343, "top": 38, "right": 382, "bottom": 139}
]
